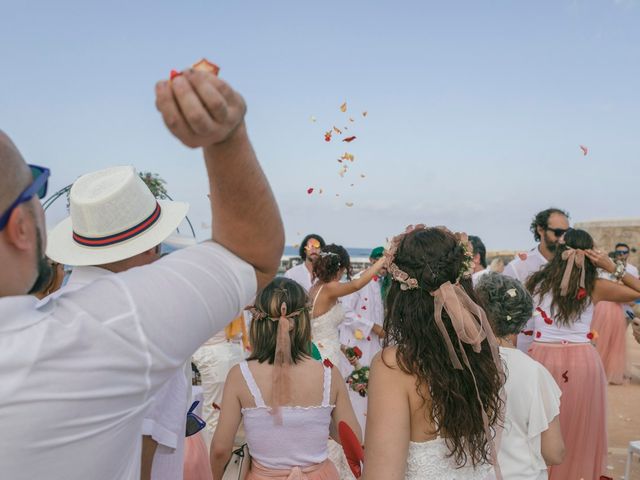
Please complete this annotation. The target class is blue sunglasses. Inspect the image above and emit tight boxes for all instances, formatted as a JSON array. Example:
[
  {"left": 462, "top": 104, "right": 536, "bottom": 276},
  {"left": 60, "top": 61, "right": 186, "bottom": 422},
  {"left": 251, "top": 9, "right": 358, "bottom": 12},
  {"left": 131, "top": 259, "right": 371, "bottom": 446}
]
[
  {"left": 185, "top": 400, "right": 206, "bottom": 437},
  {"left": 0, "top": 165, "right": 50, "bottom": 230}
]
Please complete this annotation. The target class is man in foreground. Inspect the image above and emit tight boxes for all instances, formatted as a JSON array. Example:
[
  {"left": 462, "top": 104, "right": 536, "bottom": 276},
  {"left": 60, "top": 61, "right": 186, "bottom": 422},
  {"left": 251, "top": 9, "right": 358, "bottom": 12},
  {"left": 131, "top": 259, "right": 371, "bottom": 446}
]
[{"left": 0, "top": 67, "right": 283, "bottom": 479}]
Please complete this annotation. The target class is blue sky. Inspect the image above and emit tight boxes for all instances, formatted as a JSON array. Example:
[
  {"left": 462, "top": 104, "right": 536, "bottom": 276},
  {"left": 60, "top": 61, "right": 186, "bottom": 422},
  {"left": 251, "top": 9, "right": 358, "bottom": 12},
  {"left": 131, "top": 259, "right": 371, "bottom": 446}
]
[{"left": 1, "top": 0, "right": 638, "bottom": 251}]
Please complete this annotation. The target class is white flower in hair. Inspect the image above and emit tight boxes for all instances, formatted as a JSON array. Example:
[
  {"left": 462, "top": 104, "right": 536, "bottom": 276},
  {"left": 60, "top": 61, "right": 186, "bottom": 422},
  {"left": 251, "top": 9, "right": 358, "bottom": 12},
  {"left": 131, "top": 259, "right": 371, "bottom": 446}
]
[{"left": 506, "top": 288, "right": 517, "bottom": 298}]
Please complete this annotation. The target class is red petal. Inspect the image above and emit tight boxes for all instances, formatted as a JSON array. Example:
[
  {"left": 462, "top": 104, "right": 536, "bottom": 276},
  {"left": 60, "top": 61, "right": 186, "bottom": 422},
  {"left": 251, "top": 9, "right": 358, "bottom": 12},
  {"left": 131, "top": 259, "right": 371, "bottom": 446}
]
[
  {"left": 170, "top": 69, "right": 182, "bottom": 80},
  {"left": 307, "top": 187, "right": 314, "bottom": 194},
  {"left": 562, "top": 370, "right": 569, "bottom": 383},
  {"left": 535, "top": 331, "right": 541, "bottom": 338},
  {"left": 343, "top": 136, "right": 357, "bottom": 143},
  {"left": 323, "top": 359, "right": 334, "bottom": 368},
  {"left": 367, "top": 336, "right": 371, "bottom": 341},
  {"left": 544, "top": 317, "right": 553, "bottom": 325},
  {"left": 587, "top": 332, "right": 594, "bottom": 340},
  {"left": 523, "top": 330, "right": 534, "bottom": 336},
  {"left": 576, "top": 287, "right": 587, "bottom": 300},
  {"left": 361, "top": 306, "right": 367, "bottom": 310},
  {"left": 212, "top": 402, "right": 221, "bottom": 410}
]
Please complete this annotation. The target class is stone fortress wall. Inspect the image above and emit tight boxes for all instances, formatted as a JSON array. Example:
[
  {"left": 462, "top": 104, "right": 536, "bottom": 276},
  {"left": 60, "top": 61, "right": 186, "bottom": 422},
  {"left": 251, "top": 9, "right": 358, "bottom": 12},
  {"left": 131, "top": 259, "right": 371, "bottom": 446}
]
[{"left": 575, "top": 218, "right": 640, "bottom": 268}]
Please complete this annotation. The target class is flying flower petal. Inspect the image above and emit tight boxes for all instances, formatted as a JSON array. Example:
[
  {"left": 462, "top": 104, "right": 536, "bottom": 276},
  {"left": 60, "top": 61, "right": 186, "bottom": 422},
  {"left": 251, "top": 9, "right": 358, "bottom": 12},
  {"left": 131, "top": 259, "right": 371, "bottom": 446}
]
[
  {"left": 340, "top": 102, "right": 347, "bottom": 112},
  {"left": 343, "top": 136, "right": 357, "bottom": 143},
  {"left": 579, "top": 145, "right": 588, "bottom": 156},
  {"left": 325, "top": 131, "right": 332, "bottom": 142},
  {"left": 362, "top": 111, "right": 368, "bottom": 117},
  {"left": 307, "top": 187, "right": 314, "bottom": 194},
  {"left": 345, "top": 202, "right": 354, "bottom": 207}
]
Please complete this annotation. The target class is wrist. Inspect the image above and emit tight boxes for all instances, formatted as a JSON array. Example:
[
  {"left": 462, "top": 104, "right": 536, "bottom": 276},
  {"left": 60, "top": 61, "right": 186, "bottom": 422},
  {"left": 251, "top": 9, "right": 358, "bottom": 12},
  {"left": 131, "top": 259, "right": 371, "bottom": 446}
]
[{"left": 203, "top": 121, "right": 248, "bottom": 154}]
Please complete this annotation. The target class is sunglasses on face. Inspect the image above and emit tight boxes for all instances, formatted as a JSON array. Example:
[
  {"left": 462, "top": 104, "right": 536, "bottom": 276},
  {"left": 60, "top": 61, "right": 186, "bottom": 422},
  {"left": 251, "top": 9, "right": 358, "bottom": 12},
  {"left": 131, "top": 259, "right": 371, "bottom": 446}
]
[
  {"left": 305, "top": 239, "right": 321, "bottom": 250},
  {"left": 0, "top": 165, "right": 50, "bottom": 230},
  {"left": 185, "top": 400, "right": 206, "bottom": 437},
  {"left": 546, "top": 227, "right": 570, "bottom": 237},
  {"left": 616, "top": 250, "right": 630, "bottom": 255}
]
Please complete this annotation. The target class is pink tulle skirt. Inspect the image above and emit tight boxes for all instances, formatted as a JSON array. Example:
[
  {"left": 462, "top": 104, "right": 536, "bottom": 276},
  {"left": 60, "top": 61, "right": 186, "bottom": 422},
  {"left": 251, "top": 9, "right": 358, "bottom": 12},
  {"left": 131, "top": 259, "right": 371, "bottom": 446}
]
[
  {"left": 591, "top": 301, "right": 627, "bottom": 385},
  {"left": 247, "top": 459, "right": 339, "bottom": 480},
  {"left": 184, "top": 432, "right": 213, "bottom": 480},
  {"left": 529, "top": 342, "right": 607, "bottom": 480}
]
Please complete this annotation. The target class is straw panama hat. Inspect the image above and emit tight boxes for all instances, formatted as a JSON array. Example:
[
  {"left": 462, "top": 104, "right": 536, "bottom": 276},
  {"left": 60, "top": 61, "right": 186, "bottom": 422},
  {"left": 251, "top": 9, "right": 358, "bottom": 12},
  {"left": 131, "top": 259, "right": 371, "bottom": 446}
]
[{"left": 47, "top": 166, "right": 189, "bottom": 266}]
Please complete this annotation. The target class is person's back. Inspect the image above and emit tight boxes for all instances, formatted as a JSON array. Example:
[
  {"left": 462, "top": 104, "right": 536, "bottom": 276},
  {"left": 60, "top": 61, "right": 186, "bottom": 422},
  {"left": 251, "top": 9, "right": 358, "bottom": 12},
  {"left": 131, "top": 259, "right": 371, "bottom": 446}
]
[
  {"left": 363, "top": 226, "right": 503, "bottom": 480},
  {"left": 210, "top": 278, "right": 361, "bottom": 480},
  {"left": 238, "top": 358, "right": 334, "bottom": 469}
]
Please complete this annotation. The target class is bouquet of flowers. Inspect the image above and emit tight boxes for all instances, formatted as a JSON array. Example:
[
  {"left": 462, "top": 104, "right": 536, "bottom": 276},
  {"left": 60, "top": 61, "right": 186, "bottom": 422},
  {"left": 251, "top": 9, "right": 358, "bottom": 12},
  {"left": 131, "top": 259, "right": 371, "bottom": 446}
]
[{"left": 346, "top": 366, "right": 370, "bottom": 397}]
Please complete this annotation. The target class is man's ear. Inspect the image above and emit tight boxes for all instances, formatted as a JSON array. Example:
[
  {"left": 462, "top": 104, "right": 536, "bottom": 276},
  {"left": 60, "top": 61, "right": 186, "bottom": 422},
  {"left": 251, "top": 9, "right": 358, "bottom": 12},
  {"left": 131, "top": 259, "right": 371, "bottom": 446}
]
[{"left": 3, "top": 205, "right": 33, "bottom": 251}]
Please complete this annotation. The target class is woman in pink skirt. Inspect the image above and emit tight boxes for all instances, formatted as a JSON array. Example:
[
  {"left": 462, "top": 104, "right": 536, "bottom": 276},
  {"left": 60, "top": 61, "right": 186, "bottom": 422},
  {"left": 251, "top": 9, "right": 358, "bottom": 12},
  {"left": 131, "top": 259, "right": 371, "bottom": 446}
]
[
  {"left": 525, "top": 229, "right": 640, "bottom": 480},
  {"left": 209, "top": 278, "right": 361, "bottom": 480}
]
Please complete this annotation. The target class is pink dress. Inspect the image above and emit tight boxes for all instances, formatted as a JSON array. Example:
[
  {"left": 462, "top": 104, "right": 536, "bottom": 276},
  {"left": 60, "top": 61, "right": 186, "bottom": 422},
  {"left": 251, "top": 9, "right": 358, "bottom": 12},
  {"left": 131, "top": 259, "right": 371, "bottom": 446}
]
[
  {"left": 239, "top": 361, "right": 339, "bottom": 480},
  {"left": 528, "top": 294, "right": 607, "bottom": 480}
]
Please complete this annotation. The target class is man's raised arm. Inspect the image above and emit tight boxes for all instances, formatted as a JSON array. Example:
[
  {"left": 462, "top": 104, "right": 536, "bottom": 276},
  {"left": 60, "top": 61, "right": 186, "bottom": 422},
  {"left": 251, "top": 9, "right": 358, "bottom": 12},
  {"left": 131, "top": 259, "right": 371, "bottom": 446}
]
[{"left": 155, "top": 67, "right": 284, "bottom": 289}]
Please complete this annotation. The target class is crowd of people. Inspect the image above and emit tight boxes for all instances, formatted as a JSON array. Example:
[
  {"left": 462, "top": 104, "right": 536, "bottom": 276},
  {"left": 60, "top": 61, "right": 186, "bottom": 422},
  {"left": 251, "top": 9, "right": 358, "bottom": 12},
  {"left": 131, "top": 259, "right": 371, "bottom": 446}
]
[{"left": 1, "top": 69, "right": 640, "bottom": 480}]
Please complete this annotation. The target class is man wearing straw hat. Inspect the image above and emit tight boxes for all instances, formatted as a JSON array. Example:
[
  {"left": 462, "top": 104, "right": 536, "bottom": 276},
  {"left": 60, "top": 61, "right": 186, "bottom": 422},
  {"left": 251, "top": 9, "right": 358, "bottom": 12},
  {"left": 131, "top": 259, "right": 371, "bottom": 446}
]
[
  {"left": 45, "top": 166, "right": 192, "bottom": 480},
  {"left": 0, "top": 67, "right": 283, "bottom": 480}
]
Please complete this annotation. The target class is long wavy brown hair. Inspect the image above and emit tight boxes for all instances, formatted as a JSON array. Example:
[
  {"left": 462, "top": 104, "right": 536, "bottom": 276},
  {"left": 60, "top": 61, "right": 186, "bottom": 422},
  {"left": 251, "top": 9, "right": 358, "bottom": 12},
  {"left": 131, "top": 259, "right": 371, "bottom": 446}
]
[
  {"left": 526, "top": 228, "right": 598, "bottom": 326},
  {"left": 383, "top": 227, "right": 504, "bottom": 467}
]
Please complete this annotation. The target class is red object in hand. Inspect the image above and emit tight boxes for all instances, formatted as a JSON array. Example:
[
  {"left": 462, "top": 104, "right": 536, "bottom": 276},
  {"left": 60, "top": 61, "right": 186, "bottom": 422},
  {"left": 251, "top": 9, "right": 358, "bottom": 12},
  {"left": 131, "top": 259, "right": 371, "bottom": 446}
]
[
  {"left": 323, "top": 358, "right": 334, "bottom": 368},
  {"left": 170, "top": 69, "right": 182, "bottom": 80},
  {"left": 353, "top": 346, "right": 363, "bottom": 358},
  {"left": 339, "top": 421, "right": 364, "bottom": 478}
]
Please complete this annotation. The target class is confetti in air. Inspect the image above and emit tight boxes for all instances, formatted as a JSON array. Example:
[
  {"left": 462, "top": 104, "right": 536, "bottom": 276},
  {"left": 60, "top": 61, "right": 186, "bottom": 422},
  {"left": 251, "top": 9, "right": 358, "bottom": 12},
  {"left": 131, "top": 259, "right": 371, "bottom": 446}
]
[
  {"left": 579, "top": 145, "right": 588, "bottom": 156},
  {"left": 307, "top": 188, "right": 314, "bottom": 194},
  {"left": 342, "top": 136, "right": 357, "bottom": 143},
  {"left": 340, "top": 102, "right": 347, "bottom": 112}
]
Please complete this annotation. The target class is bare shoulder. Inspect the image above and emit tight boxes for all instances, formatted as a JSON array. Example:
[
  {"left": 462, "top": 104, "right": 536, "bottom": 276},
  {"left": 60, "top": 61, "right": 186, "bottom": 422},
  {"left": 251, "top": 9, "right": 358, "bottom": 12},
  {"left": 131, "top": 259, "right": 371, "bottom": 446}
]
[{"left": 371, "top": 347, "right": 402, "bottom": 377}]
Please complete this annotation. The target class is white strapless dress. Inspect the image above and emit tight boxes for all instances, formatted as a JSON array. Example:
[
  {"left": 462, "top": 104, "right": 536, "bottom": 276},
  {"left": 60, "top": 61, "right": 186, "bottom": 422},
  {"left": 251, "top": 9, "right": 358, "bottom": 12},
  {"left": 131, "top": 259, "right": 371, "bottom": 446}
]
[
  {"left": 311, "top": 303, "right": 344, "bottom": 367},
  {"left": 405, "top": 439, "right": 492, "bottom": 480}
]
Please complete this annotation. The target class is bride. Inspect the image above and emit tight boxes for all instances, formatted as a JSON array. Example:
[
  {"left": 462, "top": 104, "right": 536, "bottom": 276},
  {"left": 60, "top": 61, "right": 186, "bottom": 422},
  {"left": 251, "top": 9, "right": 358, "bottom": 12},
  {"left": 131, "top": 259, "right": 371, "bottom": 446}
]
[
  {"left": 363, "top": 226, "right": 504, "bottom": 480},
  {"left": 308, "top": 244, "right": 385, "bottom": 479},
  {"left": 309, "top": 244, "right": 385, "bottom": 368}
]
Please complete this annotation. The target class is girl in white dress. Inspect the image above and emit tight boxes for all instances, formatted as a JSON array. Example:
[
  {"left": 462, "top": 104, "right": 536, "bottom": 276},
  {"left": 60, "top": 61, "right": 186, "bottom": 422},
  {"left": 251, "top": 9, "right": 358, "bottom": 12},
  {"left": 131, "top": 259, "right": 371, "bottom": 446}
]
[
  {"left": 364, "top": 226, "right": 504, "bottom": 480},
  {"left": 475, "top": 272, "right": 565, "bottom": 480}
]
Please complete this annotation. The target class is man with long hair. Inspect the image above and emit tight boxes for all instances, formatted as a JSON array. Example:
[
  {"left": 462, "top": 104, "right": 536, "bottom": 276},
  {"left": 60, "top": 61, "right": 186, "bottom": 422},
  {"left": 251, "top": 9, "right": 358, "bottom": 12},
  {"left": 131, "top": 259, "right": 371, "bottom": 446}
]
[{"left": 284, "top": 233, "right": 325, "bottom": 291}]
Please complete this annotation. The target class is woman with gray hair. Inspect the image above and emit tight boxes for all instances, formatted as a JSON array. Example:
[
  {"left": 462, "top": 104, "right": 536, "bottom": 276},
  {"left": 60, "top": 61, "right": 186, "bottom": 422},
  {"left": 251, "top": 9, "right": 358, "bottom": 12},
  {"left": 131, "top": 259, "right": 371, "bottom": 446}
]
[{"left": 475, "top": 273, "right": 565, "bottom": 480}]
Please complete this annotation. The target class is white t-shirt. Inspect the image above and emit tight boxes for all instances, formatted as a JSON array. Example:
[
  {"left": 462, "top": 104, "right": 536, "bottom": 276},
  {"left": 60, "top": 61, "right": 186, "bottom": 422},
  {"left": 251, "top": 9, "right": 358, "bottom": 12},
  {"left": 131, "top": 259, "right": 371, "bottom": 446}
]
[
  {"left": 56, "top": 266, "right": 193, "bottom": 480},
  {"left": 283, "top": 262, "right": 313, "bottom": 291},
  {"left": 498, "top": 347, "right": 561, "bottom": 480},
  {"left": 0, "top": 243, "right": 256, "bottom": 480},
  {"left": 471, "top": 268, "right": 490, "bottom": 287},
  {"left": 503, "top": 247, "right": 548, "bottom": 353}
]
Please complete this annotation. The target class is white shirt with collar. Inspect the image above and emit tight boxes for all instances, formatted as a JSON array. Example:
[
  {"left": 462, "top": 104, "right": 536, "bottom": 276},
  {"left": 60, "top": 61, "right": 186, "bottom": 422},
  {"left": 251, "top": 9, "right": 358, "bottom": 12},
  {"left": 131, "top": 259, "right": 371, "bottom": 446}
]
[
  {"left": 284, "top": 261, "right": 314, "bottom": 291},
  {"left": 502, "top": 246, "right": 548, "bottom": 353},
  {"left": 0, "top": 242, "right": 255, "bottom": 480},
  {"left": 57, "top": 265, "right": 191, "bottom": 480}
]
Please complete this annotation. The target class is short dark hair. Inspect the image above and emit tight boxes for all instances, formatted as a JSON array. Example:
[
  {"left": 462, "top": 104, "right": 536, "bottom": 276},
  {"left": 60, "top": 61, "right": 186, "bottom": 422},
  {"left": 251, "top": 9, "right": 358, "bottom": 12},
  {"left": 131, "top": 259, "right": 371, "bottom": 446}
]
[
  {"left": 247, "top": 277, "right": 311, "bottom": 364},
  {"left": 529, "top": 208, "right": 570, "bottom": 242},
  {"left": 468, "top": 235, "right": 487, "bottom": 268},
  {"left": 615, "top": 243, "right": 630, "bottom": 250},
  {"left": 475, "top": 273, "right": 533, "bottom": 337},
  {"left": 299, "top": 234, "right": 326, "bottom": 260}
]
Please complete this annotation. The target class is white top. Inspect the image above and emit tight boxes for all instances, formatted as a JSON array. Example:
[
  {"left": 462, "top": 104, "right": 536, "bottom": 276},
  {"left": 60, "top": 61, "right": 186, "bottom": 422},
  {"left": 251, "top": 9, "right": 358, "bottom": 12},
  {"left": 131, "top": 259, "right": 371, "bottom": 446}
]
[
  {"left": 0, "top": 243, "right": 256, "bottom": 480},
  {"left": 405, "top": 438, "right": 492, "bottom": 480},
  {"left": 497, "top": 347, "right": 561, "bottom": 480},
  {"left": 503, "top": 247, "right": 548, "bottom": 352},
  {"left": 239, "top": 361, "right": 333, "bottom": 470},
  {"left": 502, "top": 247, "right": 548, "bottom": 283},
  {"left": 311, "top": 288, "right": 345, "bottom": 369},
  {"left": 532, "top": 293, "right": 595, "bottom": 343},
  {"left": 284, "top": 262, "right": 314, "bottom": 291},
  {"left": 626, "top": 263, "right": 639, "bottom": 278},
  {"left": 56, "top": 266, "right": 192, "bottom": 480}
]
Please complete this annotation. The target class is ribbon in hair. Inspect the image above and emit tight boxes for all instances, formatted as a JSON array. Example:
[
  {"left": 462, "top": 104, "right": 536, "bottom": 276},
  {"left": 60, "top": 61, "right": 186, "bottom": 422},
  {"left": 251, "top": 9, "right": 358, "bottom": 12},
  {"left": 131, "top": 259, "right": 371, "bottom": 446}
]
[
  {"left": 560, "top": 248, "right": 586, "bottom": 297},
  {"left": 271, "top": 302, "right": 294, "bottom": 425},
  {"left": 431, "top": 281, "right": 503, "bottom": 479}
]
